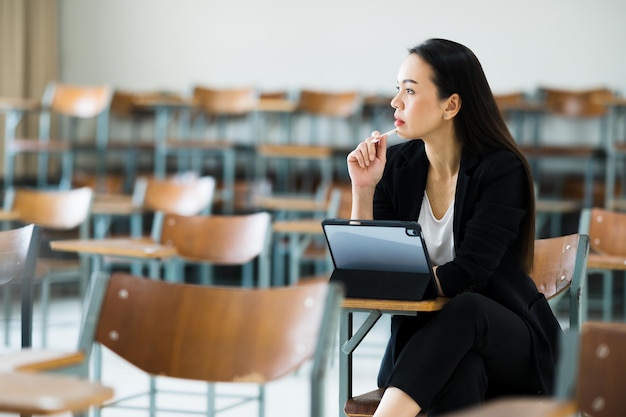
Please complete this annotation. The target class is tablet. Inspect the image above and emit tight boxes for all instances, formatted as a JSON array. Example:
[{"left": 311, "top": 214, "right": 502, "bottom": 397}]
[{"left": 322, "top": 219, "right": 437, "bottom": 301}]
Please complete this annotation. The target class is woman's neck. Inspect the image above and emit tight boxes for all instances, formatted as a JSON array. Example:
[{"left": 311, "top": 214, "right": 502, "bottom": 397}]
[{"left": 424, "top": 136, "right": 462, "bottom": 179}]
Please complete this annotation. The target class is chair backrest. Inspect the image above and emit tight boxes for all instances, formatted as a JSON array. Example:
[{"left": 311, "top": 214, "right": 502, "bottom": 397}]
[
  {"left": 45, "top": 83, "right": 112, "bottom": 118},
  {"left": 556, "top": 321, "right": 626, "bottom": 416},
  {"left": 135, "top": 175, "right": 216, "bottom": 216},
  {"left": 530, "top": 233, "right": 588, "bottom": 300},
  {"left": 296, "top": 89, "right": 361, "bottom": 118},
  {"left": 575, "top": 321, "right": 626, "bottom": 416},
  {"left": 7, "top": 187, "right": 93, "bottom": 230},
  {"left": 530, "top": 233, "right": 589, "bottom": 329},
  {"left": 193, "top": 86, "right": 258, "bottom": 116},
  {"left": 80, "top": 271, "right": 342, "bottom": 417},
  {"left": 0, "top": 224, "right": 40, "bottom": 347},
  {"left": 158, "top": 211, "right": 271, "bottom": 265},
  {"left": 540, "top": 87, "right": 614, "bottom": 118},
  {"left": 582, "top": 207, "right": 626, "bottom": 256}
]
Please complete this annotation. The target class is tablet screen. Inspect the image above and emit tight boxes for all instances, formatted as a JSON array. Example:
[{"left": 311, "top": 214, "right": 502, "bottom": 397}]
[{"left": 323, "top": 220, "right": 432, "bottom": 274}]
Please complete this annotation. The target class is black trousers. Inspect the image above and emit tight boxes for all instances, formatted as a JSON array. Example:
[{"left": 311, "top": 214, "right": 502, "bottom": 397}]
[{"left": 378, "top": 292, "right": 538, "bottom": 416}]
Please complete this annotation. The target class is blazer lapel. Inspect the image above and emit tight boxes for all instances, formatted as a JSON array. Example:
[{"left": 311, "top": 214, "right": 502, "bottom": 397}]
[{"left": 453, "top": 150, "right": 480, "bottom": 248}]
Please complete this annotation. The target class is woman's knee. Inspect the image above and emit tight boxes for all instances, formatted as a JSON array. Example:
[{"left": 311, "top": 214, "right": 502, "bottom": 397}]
[{"left": 441, "top": 292, "right": 491, "bottom": 322}]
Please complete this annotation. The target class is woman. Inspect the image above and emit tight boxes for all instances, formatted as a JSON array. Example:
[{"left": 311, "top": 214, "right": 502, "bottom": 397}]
[{"left": 347, "top": 38, "right": 561, "bottom": 416}]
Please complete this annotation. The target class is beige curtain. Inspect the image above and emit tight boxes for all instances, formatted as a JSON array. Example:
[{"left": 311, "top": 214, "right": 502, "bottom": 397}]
[{"left": 0, "top": 0, "right": 58, "bottom": 176}]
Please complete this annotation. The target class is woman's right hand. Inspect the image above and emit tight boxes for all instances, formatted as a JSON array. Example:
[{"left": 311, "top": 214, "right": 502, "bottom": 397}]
[{"left": 347, "top": 130, "right": 389, "bottom": 188}]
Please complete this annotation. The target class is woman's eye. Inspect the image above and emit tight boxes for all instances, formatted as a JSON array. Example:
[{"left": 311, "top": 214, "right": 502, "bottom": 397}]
[{"left": 406, "top": 88, "right": 414, "bottom": 94}]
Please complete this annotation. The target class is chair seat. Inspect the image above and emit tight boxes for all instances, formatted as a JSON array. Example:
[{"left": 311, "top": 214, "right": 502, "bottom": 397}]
[
  {"left": 345, "top": 388, "right": 428, "bottom": 417},
  {"left": 345, "top": 388, "right": 384, "bottom": 417},
  {"left": 587, "top": 253, "right": 626, "bottom": 270},
  {"left": 345, "top": 389, "right": 575, "bottom": 417},
  {"left": 435, "top": 397, "right": 576, "bottom": 417},
  {"left": 11, "top": 139, "right": 70, "bottom": 153}
]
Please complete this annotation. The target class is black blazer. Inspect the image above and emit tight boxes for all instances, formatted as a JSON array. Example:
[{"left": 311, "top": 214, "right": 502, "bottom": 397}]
[{"left": 374, "top": 139, "right": 561, "bottom": 395}]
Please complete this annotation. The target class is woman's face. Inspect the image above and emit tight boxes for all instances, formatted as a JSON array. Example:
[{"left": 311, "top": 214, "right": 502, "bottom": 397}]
[{"left": 390, "top": 54, "right": 451, "bottom": 140}]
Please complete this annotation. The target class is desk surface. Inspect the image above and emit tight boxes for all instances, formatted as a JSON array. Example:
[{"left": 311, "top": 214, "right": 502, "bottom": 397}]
[
  {"left": 258, "top": 196, "right": 327, "bottom": 213},
  {"left": 343, "top": 297, "right": 448, "bottom": 313},
  {"left": 50, "top": 238, "right": 177, "bottom": 259},
  {"left": 272, "top": 219, "right": 324, "bottom": 234},
  {"left": 91, "top": 194, "right": 140, "bottom": 216},
  {"left": 0, "top": 371, "right": 114, "bottom": 415},
  {"left": 0, "top": 349, "right": 85, "bottom": 373}
]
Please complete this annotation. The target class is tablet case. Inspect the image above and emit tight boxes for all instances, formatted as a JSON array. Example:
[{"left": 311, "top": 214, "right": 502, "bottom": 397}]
[{"left": 322, "top": 219, "right": 437, "bottom": 301}]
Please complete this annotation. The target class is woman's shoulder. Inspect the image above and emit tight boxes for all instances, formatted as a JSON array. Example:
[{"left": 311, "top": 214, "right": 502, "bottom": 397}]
[{"left": 469, "top": 148, "right": 525, "bottom": 174}]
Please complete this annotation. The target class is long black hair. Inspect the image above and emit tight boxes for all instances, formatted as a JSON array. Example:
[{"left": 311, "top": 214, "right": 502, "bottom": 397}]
[{"left": 410, "top": 38, "right": 535, "bottom": 273}]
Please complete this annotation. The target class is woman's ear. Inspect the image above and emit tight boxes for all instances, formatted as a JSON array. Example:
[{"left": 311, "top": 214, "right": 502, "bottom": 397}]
[{"left": 444, "top": 93, "right": 462, "bottom": 119}]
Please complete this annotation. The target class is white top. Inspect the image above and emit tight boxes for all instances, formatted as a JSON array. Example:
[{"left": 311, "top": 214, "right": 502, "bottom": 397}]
[{"left": 418, "top": 192, "right": 455, "bottom": 266}]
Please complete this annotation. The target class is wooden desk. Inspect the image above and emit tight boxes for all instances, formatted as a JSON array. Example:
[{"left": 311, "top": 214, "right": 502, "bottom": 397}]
[
  {"left": 0, "top": 348, "right": 112, "bottom": 415},
  {"left": 257, "top": 195, "right": 327, "bottom": 214},
  {"left": 0, "top": 349, "right": 84, "bottom": 373},
  {"left": 0, "top": 371, "right": 113, "bottom": 415},
  {"left": 50, "top": 238, "right": 177, "bottom": 279},
  {"left": 90, "top": 193, "right": 144, "bottom": 239},
  {"left": 339, "top": 297, "right": 448, "bottom": 417}
]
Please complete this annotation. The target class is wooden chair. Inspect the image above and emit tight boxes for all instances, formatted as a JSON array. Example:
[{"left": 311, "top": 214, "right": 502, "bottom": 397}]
[
  {"left": 256, "top": 89, "right": 361, "bottom": 193},
  {"left": 106, "top": 90, "right": 175, "bottom": 192},
  {"left": 156, "top": 86, "right": 257, "bottom": 211},
  {"left": 602, "top": 95, "right": 626, "bottom": 211},
  {"left": 93, "top": 175, "right": 216, "bottom": 280},
  {"left": 522, "top": 87, "right": 615, "bottom": 211},
  {"left": 158, "top": 211, "right": 272, "bottom": 287},
  {"left": 3, "top": 187, "right": 93, "bottom": 347},
  {"left": 579, "top": 207, "right": 626, "bottom": 321},
  {"left": 342, "top": 233, "right": 589, "bottom": 417},
  {"left": 0, "top": 224, "right": 40, "bottom": 348},
  {"left": 1, "top": 82, "right": 112, "bottom": 190},
  {"left": 494, "top": 92, "right": 583, "bottom": 237},
  {"left": 531, "top": 233, "right": 589, "bottom": 329},
  {"left": 435, "top": 321, "right": 626, "bottom": 417},
  {"left": 81, "top": 271, "right": 342, "bottom": 417},
  {"left": 91, "top": 173, "right": 215, "bottom": 237}
]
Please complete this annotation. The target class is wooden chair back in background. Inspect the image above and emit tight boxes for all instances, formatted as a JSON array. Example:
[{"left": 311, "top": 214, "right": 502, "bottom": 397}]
[
  {"left": 4, "top": 186, "right": 93, "bottom": 346},
  {"left": 3, "top": 82, "right": 112, "bottom": 190},
  {"left": 579, "top": 207, "right": 626, "bottom": 321},
  {"left": 158, "top": 211, "right": 272, "bottom": 287}
]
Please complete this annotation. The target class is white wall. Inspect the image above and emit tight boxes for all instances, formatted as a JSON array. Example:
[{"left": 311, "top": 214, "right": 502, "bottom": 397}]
[{"left": 59, "top": 0, "right": 626, "bottom": 97}]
